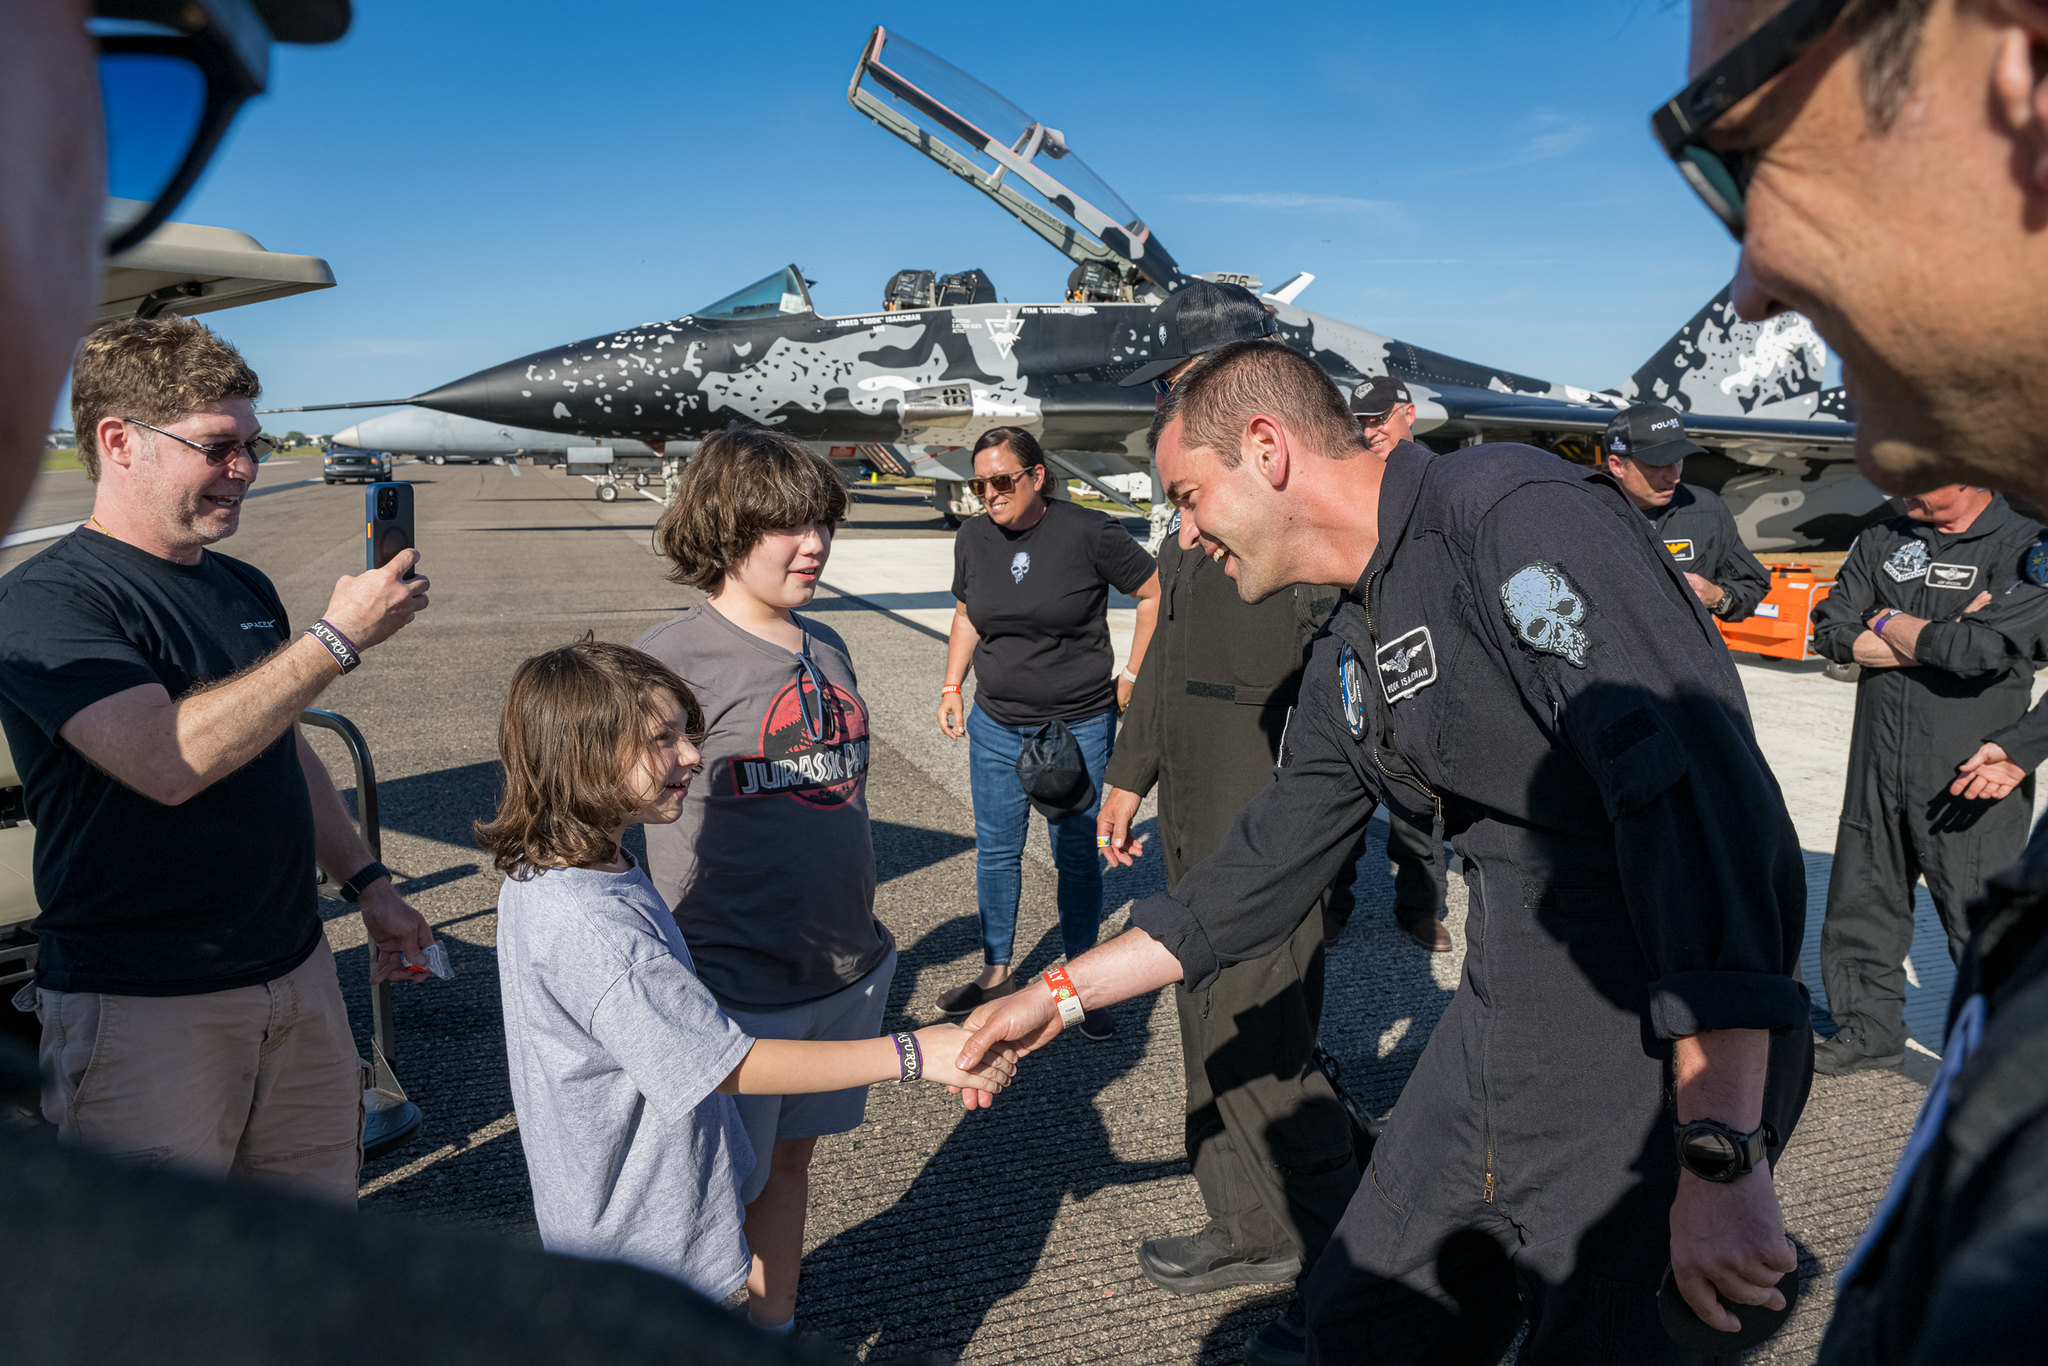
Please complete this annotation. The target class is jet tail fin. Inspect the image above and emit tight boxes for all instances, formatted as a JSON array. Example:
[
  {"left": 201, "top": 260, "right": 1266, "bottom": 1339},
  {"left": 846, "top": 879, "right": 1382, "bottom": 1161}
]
[{"left": 1613, "top": 285, "right": 1830, "bottom": 418}]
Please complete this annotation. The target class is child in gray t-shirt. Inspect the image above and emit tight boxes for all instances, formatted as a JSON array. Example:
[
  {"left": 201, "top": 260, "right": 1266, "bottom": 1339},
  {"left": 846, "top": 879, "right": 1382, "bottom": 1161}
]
[{"left": 479, "top": 640, "right": 1016, "bottom": 1300}]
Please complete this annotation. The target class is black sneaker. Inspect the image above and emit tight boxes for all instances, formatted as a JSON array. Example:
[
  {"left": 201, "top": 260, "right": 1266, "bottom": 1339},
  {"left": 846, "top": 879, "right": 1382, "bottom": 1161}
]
[
  {"left": 1079, "top": 1008, "right": 1116, "bottom": 1041},
  {"left": 1813, "top": 1034, "right": 1904, "bottom": 1076},
  {"left": 936, "top": 976, "right": 1018, "bottom": 1019},
  {"left": 1138, "top": 1227, "right": 1300, "bottom": 1295},
  {"left": 1241, "top": 1294, "right": 1307, "bottom": 1366}
]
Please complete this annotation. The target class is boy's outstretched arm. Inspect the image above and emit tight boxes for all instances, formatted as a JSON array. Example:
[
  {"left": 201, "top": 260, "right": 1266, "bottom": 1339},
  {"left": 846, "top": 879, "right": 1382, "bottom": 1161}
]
[{"left": 719, "top": 1025, "right": 1019, "bottom": 1110}]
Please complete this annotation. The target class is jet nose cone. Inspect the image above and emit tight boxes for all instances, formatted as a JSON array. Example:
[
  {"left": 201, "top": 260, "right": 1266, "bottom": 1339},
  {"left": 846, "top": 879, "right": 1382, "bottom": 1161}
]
[
  {"left": 413, "top": 365, "right": 524, "bottom": 425},
  {"left": 333, "top": 424, "right": 362, "bottom": 446}
]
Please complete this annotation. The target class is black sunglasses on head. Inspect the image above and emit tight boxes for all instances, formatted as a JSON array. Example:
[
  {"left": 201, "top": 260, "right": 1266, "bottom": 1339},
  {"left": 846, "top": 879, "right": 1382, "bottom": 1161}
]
[
  {"left": 1649, "top": 0, "right": 1851, "bottom": 240},
  {"left": 97, "top": 0, "right": 272, "bottom": 255}
]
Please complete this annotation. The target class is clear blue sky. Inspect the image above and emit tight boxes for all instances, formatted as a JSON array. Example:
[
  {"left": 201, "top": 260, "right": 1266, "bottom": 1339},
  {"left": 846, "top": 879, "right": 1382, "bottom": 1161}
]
[{"left": 152, "top": 0, "right": 1737, "bottom": 433}]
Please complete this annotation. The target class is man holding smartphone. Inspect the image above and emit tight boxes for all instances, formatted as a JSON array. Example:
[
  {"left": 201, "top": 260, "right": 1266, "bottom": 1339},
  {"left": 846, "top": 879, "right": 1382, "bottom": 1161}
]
[{"left": 0, "top": 314, "right": 432, "bottom": 1201}]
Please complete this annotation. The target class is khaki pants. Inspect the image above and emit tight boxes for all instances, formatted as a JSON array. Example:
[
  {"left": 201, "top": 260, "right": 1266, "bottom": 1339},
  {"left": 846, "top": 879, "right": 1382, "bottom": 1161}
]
[{"left": 36, "top": 939, "right": 367, "bottom": 1203}]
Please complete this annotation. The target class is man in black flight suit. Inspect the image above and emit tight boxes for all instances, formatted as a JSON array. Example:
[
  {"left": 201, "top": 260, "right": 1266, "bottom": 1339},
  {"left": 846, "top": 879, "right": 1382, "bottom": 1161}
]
[
  {"left": 1350, "top": 375, "right": 1452, "bottom": 949},
  {"left": 1808, "top": 483, "right": 2048, "bottom": 1075},
  {"left": 1603, "top": 402, "right": 1771, "bottom": 625},
  {"left": 962, "top": 340, "right": 1813, "bottom": 1364},
  {"left": 1096, "top": 282, "right": 1364, "bottom": 1318}
]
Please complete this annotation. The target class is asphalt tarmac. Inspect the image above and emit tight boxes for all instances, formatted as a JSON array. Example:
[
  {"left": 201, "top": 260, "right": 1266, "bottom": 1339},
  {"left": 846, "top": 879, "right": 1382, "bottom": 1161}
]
[{"left": 0, "top": 463, "right": 1926, "bottom": 1363}]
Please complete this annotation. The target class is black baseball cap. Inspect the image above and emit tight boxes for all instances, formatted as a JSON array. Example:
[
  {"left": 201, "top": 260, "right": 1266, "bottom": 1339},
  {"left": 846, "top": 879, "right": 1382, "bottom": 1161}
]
[
  {"left": 1604, "top": 402, "right": 1705, "bottom": 467},
  {"left": 1119, "top": 281, "right": 1279, "bottom": 387},
  {"left": 1351, "top": 375, "right": 1413, "bottom": 419}
]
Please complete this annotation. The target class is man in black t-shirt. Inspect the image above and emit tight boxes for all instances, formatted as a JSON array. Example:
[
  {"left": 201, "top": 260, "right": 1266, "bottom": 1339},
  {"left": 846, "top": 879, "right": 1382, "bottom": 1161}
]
[{"left": 0, "top": 317, "right": 432, "bottom": 1202}]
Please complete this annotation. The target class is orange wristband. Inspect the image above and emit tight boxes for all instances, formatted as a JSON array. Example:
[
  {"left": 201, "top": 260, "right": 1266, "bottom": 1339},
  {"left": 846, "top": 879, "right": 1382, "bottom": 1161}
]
[
  {"left": 940, "top": 683, "right": 962, "bottom": 695},
  {"left": 1042, "top": 966, "right": 1085, "bottom": 1028}
]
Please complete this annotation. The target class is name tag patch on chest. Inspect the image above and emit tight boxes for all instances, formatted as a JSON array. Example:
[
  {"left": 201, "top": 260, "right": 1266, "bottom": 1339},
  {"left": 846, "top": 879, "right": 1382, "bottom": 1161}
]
[
  {"left": 1884, "top": 540, "right": 1931, "bottom": 583},
  {"left": 1663, "top": 539, "right": 1696, "bottom": 563},
  {"left": 1926, "top": 562, "right": 1980, "bottom": 591},
  {"left": 1375, "top": 626, "right": 1438, "bottom": 703},
  {"left": 1338, "top": 643, "right": 1368, "bottom": 740}
]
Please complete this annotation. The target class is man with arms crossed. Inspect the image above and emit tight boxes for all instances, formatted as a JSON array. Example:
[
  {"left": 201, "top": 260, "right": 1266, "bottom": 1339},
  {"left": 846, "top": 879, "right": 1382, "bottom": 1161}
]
[
  {"left": 964, "top": 340, "right": 1811, "bottom": 1362},
  {"left": 1664, "top": 1, "right": 2048, "bottom": 1354},
  {"left": 0, "top": 315, "right": 432, "bottom": 1200}
]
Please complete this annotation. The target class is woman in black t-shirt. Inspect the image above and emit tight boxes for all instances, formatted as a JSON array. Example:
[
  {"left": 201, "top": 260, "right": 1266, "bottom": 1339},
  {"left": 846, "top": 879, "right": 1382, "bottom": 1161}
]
[{"left": 934, "top": 427, "right": 1160, "bottom": 1037}]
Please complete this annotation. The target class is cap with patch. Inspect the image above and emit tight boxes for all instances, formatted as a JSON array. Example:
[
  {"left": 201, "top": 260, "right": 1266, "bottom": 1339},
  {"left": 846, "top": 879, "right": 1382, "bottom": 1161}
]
[
  {"left": 1351, "top": 374, "right": 1413, "bottom": 419},
  {"left": 1604, "top": 402, "right": 1705, "bottom": 467},
  {"left": 1119, "top": 281, "right": 1279, "bottom": 387}
]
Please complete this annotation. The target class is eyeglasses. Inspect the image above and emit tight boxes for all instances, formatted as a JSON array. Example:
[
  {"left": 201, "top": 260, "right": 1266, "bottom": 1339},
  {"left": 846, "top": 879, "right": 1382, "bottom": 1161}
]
[
  {"left": 1151, "top": 374, "right": 1178, "bottom": 398},
  {"left": 124, "top": 417, "right": 277, "bottom": 466},
  {"left": 1649, "top": 0, "right": 1850, "bottom": 241},
  {"left": 97, "top": 0, "right": 272, "bottom": 255},
  {"left": 969, "top": 467, "right": 1038, "bottom": 498}
]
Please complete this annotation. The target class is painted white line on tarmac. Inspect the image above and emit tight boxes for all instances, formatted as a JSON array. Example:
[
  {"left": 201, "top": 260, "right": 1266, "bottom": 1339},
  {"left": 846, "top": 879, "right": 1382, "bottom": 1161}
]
[{"left": 1, "top": 476, "right": 325, "bottom": 549}]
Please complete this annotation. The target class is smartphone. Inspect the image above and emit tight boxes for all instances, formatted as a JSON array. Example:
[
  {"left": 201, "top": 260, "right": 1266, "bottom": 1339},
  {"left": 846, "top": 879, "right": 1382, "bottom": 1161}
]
[{"left": 366, "top": 482, "right": 416, "bottom": 576}]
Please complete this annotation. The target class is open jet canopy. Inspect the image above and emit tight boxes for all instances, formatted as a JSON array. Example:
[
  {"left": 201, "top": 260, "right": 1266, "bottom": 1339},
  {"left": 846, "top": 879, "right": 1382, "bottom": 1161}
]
[{"left": 848, "top": 27, "right": 1188, "bottom": 299}]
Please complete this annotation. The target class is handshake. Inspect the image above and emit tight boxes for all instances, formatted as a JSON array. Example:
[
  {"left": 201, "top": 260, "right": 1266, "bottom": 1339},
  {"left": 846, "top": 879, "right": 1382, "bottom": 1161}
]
[{"left": 924, "top": 974, "right": 1073, "bottom": 1110}]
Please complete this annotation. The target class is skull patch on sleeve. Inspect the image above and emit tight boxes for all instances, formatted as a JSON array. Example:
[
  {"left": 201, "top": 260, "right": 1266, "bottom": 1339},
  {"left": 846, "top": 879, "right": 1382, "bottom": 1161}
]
[{"left": 1500, "top": 562, "right": 1590, "bottom": 667}]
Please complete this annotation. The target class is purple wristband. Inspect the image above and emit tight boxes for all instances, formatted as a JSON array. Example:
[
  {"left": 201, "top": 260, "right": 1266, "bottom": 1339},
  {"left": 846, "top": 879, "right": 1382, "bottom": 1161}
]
[
  {"left": 1872, "top": 611, "right": 1895, "bottom": 636},
  {"left": 318, "top": 618, "right": 362, "bottom": 655},
  {"left": 891, "top": 1031, "right": 922, "bottom": 1083}
]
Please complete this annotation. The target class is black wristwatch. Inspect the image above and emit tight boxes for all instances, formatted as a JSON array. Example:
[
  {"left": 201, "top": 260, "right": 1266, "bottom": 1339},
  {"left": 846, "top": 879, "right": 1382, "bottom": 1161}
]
[
  {"left": 1675, "top": 1119, "right": 1772, "bottom": 1183},
  {"left": 337, "top": 860, "right": 392, "bottom": 904}
]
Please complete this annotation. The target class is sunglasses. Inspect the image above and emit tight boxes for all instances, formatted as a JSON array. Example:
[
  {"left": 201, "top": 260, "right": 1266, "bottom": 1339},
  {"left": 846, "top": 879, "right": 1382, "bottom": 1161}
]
[
  {"left": 97, "top": 0, "right": 271, "bottom": 255},
  {"left": 969, "top": 467, "right": 1038, "bottom": 498},
  {"left": 125, "top": 417, "right": 277, "bottom": 466},
  {"left": 1649, "top": 0, "right": 1850, "bottom": 240}
]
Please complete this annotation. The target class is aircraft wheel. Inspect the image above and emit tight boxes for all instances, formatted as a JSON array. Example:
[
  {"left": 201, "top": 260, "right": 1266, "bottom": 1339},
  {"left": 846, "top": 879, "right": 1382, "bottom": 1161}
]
[
  {"left": 431, "top": 455, "right": 446, "bottom": 465},
  {"left": 635, "top": 472, "right": 650, "bottom": 488},
  {"left": 596, "top": 482, "right": 620, "bottom": 503}
]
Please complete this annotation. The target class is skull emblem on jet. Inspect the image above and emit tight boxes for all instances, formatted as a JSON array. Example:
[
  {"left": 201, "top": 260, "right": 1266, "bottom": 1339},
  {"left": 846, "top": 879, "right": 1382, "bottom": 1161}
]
[{"left": 1500, "top": 562, "right": 1590, "bottom": 667}]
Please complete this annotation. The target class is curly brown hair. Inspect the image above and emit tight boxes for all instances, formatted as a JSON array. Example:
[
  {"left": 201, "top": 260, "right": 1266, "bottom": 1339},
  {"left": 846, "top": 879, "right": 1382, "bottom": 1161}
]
[
  {"left": 653, "top": 426, "right": 848, "bottom": 590},
  {"left": 71, "top": 316, "right": 261, "bottom": 481},
  {"left": 474, "top": 638, "right": 706, "bottom": 876}
]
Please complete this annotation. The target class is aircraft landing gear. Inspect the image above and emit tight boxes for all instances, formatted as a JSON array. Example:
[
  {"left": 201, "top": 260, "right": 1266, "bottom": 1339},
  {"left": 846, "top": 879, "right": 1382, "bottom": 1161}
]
[
  {"left": 595, "top": 480, "right": 620, "bottom": 503},
  {"left": 634, "top": 471, "right": 650, "bottom": 488}
]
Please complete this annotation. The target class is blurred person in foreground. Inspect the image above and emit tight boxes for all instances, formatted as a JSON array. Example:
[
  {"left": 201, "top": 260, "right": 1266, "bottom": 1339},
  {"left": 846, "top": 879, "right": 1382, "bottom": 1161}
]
[
  {"left": 0, "top": 4, "right": 843, "bottom": 1361},
  {"left": 1668, "top": 0, "right": 2048, "bottom": 1357}
]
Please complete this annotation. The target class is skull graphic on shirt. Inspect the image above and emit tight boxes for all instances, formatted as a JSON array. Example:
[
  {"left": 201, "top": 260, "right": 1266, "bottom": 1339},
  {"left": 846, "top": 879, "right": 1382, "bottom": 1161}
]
[{"left": 1010, "top": 551, "right": 1031, "bottom": 583}]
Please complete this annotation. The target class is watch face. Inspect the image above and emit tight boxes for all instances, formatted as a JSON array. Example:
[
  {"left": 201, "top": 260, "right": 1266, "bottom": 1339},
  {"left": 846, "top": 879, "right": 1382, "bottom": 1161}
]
[{"left": 1680, "top": 1126, "right": 1743, "bottom": 1182}]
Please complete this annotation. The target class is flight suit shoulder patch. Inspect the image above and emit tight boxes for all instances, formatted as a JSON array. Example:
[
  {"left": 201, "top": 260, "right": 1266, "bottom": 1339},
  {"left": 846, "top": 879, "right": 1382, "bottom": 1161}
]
[
  {"left": 1499, "top": 562, "right": 1590, "bottom": 668},
  {"left": 1338, "top": 643, "right": 1368, "bottom": 739}
]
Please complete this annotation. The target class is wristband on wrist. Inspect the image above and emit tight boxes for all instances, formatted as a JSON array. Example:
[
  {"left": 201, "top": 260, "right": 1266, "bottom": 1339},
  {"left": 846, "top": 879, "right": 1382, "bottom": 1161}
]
[
  {"left": 940, "top": 683, "right": 962, "bottom": 696},
  {"left": 306, "top": 618, "right": 362, "bottom": 675},
  {"left": 891, "top": 1030, "right": 923, "bottom": 1083},
  {"left": 338, "top": 859, "right": 391, "bottom": 904},
  {"left": 1042, "top": 965, "right": 1086, "bottom": 1029},
  {"left": 1872, "top": 609, "right": 1900, "bottom": 636},
  {"left": 1120, "top": 667, "right": 1139, "bottom": 684}
]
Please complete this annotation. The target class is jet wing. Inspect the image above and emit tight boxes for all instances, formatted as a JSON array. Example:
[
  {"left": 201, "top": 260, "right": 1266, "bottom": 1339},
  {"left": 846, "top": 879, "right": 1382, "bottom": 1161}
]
[
  {"left": 1439, "top": 390, "right": 1855, "bottom": 453},
  {"left": 848, "top": 28, "right": 1189, "bottom": 295}
]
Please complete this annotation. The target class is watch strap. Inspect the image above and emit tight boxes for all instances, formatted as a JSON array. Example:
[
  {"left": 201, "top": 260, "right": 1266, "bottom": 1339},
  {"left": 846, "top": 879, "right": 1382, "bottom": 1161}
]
[
  {"left": 1674, "top": 1117, "right": 1768, "bottom": 1182},
  {"left": 338, "top": 859, "right": 392, "bottom": 903}
]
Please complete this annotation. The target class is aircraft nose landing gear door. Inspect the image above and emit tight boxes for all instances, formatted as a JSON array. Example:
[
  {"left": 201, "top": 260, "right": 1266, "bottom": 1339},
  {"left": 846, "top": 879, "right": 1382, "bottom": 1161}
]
[{"left": 848, "top": 27, "right": 1189, "bottom": 302}]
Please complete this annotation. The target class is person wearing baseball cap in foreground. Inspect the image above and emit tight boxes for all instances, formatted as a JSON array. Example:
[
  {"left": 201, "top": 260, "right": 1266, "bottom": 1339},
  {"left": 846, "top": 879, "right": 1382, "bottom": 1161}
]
[
  {"left": 966, "top": 338, "right": 1812, "bottom": 1363},
  {"left": 1602, "top": 403, "right": 1771, "bottom": 625},
  {"left": 1096, "top": 284, "right": 1364, "bottom": 1353},
  {"left": 1664, "top": 2, "right": 2048, "bottom": 1356}
]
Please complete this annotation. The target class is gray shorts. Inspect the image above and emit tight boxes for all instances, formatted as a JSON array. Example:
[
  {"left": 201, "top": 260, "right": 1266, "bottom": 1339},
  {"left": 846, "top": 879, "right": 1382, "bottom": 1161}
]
[{"left": 719, "top": 946, "right": 897, "bottom": 1203}]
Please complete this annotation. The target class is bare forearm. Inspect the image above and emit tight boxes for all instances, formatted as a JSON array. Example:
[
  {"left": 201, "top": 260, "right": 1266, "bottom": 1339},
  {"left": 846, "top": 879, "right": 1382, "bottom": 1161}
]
[
  {"left": 1850, "top": 630, "right": 1912, "bottom": 669},
  {"left": 721, "top": 1036, "right": 898, "bottom": 1095},
  {"left": 64, "top": 636, "right": 341, "bottom": 805},
  {"left": 1126, "top": 596, "right": 1160, "bottom": 676},
  {"left": 944, "top": 605, "right": 978, "bottom": 686},
  {"left": 1673, "top": 1029, "right": 1767, "bottom": 1128},
  {"left": 1066, "top": 926, "right": 1185, "bottom": 1010}
]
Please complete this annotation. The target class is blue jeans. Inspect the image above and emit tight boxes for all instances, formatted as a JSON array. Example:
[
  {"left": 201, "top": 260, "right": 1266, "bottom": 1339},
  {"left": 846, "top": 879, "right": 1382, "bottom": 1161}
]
[{"left": 965, "top": 706, "right": 1114, "bottom": 967}]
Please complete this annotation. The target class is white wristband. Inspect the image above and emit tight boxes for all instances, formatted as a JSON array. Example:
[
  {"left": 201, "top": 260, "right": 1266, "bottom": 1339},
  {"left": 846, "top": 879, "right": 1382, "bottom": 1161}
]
[{"left": 1120, "top": 667, "right": 1138, "bottom": 684}]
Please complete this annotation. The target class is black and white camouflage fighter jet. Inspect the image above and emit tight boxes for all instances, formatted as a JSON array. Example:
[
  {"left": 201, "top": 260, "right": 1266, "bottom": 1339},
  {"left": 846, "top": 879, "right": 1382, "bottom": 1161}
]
[{"left": 281, "top": 28, "right": 1867, "bottom": 549}]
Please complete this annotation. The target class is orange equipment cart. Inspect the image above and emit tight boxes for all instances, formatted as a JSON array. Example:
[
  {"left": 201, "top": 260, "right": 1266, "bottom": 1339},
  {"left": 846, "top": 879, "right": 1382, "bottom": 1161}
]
[{"left": 1716, "top": 563, "right": 1836, "bottom": 661}]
